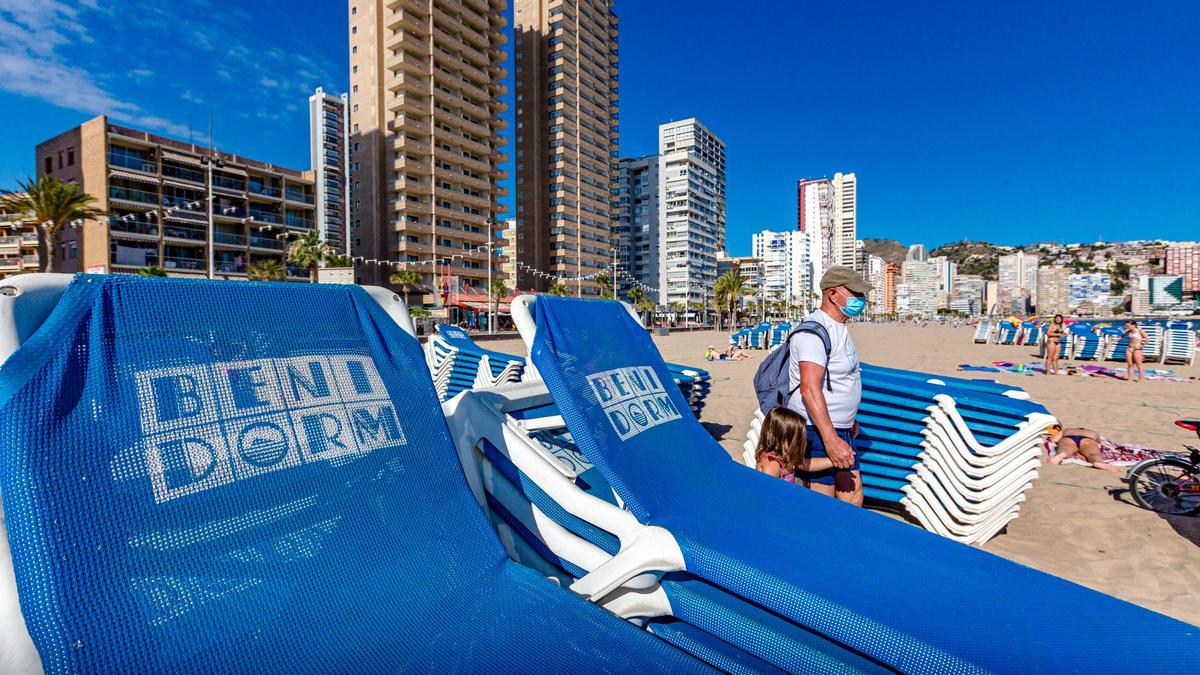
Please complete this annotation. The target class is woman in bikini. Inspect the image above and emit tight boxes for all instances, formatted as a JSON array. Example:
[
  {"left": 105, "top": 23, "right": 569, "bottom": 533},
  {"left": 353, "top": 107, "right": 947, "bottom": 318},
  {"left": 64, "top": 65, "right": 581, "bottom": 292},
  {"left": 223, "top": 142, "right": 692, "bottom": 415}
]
[
  {"left": 1123, "top": 320, "right": 1149, "bottom": 382},
  {"left": 1044, "top": 314, "right": 1065, "bottom": 375},
  {"left": 1046, "top": 425, "right": 1124, "bottom": 474}
]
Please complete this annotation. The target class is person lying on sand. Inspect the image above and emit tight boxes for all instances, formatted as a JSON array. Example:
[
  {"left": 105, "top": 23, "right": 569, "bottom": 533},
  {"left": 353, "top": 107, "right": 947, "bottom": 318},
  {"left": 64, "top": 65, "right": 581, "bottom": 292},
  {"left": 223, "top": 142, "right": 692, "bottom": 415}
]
[
  {"left": 725, "top": 345, "right": 751, "bottom": 361},
  {"left": 1046, "top": 424, "right": 1125, "bottom": 474}
]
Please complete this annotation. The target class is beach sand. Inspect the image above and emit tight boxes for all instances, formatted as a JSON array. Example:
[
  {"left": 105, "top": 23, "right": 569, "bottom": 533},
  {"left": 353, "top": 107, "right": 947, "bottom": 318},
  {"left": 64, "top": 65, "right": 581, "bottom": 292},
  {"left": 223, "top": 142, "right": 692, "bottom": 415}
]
[{"left": 484, "top": 322, "right": 1200, "bottom": 625}]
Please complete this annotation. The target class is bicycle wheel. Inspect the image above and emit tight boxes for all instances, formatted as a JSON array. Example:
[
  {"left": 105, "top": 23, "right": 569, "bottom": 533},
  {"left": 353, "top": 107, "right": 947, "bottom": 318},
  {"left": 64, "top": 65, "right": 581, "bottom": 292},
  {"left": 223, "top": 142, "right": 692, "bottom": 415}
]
[{"left": 1127, "top": 457, "right": 1200, "bottom": 516}]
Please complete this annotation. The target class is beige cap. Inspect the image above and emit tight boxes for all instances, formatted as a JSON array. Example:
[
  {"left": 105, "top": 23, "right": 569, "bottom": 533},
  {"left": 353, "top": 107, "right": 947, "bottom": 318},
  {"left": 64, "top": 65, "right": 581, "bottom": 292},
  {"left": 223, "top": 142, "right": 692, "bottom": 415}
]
[{"left": 819, "top": 266, "right": 871, "bottom": 293}]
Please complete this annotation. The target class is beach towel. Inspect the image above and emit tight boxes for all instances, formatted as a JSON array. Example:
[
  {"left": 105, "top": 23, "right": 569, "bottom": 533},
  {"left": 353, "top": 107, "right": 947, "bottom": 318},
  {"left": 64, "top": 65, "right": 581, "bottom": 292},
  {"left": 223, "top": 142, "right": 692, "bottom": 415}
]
[
  {"left": 957, "top": 365, "right": 1002, "bottom": 372},
  {"left": 1046, "top": 437, "right": 1164, "bottom": 467}
]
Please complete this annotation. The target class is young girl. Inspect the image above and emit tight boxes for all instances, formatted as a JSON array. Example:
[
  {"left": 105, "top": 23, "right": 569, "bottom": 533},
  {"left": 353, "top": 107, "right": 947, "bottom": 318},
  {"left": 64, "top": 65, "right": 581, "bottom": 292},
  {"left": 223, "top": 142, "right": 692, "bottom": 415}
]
[{"left": 755, "top": 407, "right": 834, "bottom": 483}]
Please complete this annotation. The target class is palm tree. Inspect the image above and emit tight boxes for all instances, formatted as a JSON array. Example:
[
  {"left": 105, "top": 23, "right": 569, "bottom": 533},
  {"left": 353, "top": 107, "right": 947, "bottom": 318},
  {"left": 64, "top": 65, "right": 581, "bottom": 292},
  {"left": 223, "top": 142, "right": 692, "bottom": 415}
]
[
  {"left": 249, "top": 259, "right": 286, "bottom": 281},
  {"left": 137, "top": 266, "right": 167, "bottom": 277},
  {"left": 636, "top": 298, "right": 655, "bottom": 325},
  {"left": 489, "top": 278, "right": 509, "bottom": 331},
  {"left": 286, "top": 230, "right": 332, "bottom": 282},
  {"left": 596, "top": 273, "right": 613, "bottom": 299},
  {"left": 389, "top": 269, "right": 426, "bottom": 305},
  {"left": 1, "top": 176, "right": 105, "bottom": 273},
  {"left": 627, "top": 286, "right": 646, "bottom": 325},
  {"left": 326, "top": 254, "right": 352, "bottom": 268},
  {"left": 714, "top": 270, "right": 750, "bottom": 331},
  {"left": 547, "top": 283, "right": 570, "bottom": 296}
]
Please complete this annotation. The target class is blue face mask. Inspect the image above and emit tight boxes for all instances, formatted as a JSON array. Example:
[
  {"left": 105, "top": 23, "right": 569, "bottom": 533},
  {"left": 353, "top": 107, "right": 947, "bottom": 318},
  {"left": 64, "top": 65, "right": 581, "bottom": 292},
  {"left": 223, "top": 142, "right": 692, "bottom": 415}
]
[{"left": 836, "top": 292, "right": 867, "bottom": 317}]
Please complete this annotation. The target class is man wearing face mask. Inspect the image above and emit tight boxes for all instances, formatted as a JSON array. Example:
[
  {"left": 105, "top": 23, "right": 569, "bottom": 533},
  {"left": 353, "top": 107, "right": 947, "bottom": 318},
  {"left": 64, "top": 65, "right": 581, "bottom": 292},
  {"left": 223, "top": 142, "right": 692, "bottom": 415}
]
[{"left": 787, "top": 266, "right": 869, "bottom": 505}]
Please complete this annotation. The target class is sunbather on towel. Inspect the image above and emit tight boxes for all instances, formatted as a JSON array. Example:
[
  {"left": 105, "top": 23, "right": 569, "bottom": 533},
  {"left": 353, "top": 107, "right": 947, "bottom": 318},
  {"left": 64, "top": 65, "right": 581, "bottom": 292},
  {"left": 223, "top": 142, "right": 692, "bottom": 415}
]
[
  {"left": 725, "top": 345, "right": 751, "bottom": 361},
  {"left": 1046, "top": 424, "right": 1124, "bottom": 474},
  {"left": 755, "top": 407, "right": 834, "bottom": 483}
]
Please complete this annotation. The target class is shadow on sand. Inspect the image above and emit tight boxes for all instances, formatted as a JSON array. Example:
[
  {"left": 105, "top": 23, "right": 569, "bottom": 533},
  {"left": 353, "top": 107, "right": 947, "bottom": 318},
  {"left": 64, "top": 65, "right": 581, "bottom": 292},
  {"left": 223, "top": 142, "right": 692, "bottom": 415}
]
[{"left": 1107, "top": 485, "right": 1200, "bottom": 548}]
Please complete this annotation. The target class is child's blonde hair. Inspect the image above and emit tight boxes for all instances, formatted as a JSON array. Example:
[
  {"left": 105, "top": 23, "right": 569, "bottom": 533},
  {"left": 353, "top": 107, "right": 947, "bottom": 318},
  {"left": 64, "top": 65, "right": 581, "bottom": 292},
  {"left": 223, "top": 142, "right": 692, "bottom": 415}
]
[{"left": 755, "top": 407, "right": 808, "bottom": 473}]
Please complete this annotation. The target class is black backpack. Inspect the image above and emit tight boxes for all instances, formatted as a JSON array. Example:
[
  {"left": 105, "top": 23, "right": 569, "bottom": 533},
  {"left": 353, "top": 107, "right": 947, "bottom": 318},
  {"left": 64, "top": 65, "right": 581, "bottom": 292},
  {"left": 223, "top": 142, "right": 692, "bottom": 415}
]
[{"left": 752, "top": 321, "right": 832, "bottom": 415}]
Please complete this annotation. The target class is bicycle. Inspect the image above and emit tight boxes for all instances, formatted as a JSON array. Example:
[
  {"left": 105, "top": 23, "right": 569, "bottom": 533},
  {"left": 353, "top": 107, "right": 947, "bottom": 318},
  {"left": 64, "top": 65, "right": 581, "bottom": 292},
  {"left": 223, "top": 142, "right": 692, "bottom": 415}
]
[{"left": 1125, "top": 420, "right": 1200, "bottom": 516}]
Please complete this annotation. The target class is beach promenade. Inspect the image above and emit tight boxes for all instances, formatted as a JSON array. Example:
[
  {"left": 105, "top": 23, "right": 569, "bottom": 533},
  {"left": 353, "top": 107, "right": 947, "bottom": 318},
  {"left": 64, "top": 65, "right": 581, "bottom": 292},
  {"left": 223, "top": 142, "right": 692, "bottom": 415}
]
[{"left": 490, "top": 322, "right": 1200, "bottom": 625}]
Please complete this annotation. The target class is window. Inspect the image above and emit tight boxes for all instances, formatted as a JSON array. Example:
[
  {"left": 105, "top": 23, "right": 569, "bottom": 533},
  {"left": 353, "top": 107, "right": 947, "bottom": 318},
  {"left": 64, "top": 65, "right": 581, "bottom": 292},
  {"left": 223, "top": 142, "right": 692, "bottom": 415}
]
[
  {"left": 352, "top": 46, "right": 357, "bottom": 54},
  {"left": 58, "top": 152, "right": 63, "bottom": 169},
  {"left": 352, "top": 26, "right": 357, "bottom": 34},
  {"left": 352, "top": 65, "right": 358, "bottom": 73},
  {"left": 67, "top": 149, "right": 75, "bottom": 166},
  {"left": 351, "top": 6, "right": 356, "bottom": 14},
  {"left": 43, "top": 156, "right": 52, "bottom": 174}
]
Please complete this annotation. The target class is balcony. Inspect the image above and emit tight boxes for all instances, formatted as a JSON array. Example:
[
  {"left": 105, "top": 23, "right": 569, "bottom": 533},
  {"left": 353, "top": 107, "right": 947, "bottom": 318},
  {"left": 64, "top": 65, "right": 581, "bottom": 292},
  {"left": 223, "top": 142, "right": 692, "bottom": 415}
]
[
  {"left": 109, "top": 185, "right": 158, "bottom": 207},
  {"left": 0, "top": 257, "right": 20, "bottom": 271},
  {"left": 22, "top": 254, "right": 38, "bottom": 268},
  {"left": 285, "top": 213, "right": 314, "bottom": 230},
  {"left": 163, "top": 223, "right": 206, "bottom": 242},
  {"left": 214, "top": 231, "right": 248, "bottom": 247},
  {"left": 20, "top": 232, "right": 38, "bottom": 246},
  {"left": 163, "top": 256, "right": 206, "bottom": 272},
  {"left": 109, "top": 217, "right": 160, "bottom": 240},
  {"left": 284, "top": 186, "right": 314, "bottom": 205},
  {"left": 249, "top": 235, "right": 283, "bottom": 251},
  {"left": 248, "top": 183, "right": 282, "bottom": 199},
  {"left": 108, "top": 152, "right": 156, "bottom": 174},
  {"left": 248, "top": 210, "right": 281, "bottom": 225}
]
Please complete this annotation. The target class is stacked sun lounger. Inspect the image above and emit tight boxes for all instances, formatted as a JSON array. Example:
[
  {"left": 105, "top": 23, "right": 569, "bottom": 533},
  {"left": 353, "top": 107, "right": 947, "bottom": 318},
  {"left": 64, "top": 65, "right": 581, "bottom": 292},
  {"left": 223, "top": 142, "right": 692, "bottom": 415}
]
[
  {"left": 746, "top": 321, "right": 773, "bottom": 348},
  {"left": 1021, "top": 322, "right": 1041, "bottom": 346},
  {"left": 1105, "top": 323, "right": 1164, "bottom": 361},
  {"left": 665, "top": 363, "right": 712, "bottom": 416},
  {"left": 769, "top": 322, "right": 791, "bottom": 348},
  {"left": 1162, "top": 327, "right": 1197, "bottom": 366},
  {"left": 996, "top": 322, "right": 1019, "bottom": 345},
  {"left": 741, "top": 363, "right": 1051, "bottom": 545},
  {"left": 727, "top": 326, "right": 751, "bottom": 347},
  {"left": 438, "top": 294, "right": 1194, "bottom": 673},
  {"left": 1070, "top": 324, "right": 1103, "bottom": 360},
  {"left": 972, "top": 319, "right": 994, "bottom": 343},
  {"left": 425, "top": 324, "right": 526, "bottom": 401}
]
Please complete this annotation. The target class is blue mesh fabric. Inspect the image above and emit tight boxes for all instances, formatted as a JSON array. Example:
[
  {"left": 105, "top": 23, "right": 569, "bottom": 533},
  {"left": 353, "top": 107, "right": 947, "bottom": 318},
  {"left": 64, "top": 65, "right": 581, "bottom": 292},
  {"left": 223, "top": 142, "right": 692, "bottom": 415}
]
[
  {"left": 529, "top": 296, "right": 1200, "bottom": 672},
  {"left": 0, "top": 276, "right": 706, "bottom": 673}
]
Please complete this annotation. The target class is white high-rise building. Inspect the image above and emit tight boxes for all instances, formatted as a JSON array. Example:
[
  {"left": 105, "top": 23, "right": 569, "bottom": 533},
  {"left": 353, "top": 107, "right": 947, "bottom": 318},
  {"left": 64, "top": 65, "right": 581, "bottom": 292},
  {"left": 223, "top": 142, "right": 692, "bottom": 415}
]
[
  {"left": 998, "top": 251, "right": 1040, "bottom": 309},
  {"left": 867, "top": 254, "right": 886, "bottom": 311},
  {"left": 932, "top": 255, "right": 956, "bottom": 309},
  {"left": 659, "top": 119, "right": 726, "bottom": 308},
  {"left": 309, "top": 87, "right": 349, "bottom": 255},
  {"left": 797, "top": 177, "right": 834, "bottom": 274},
  {"left": 906, "top": 244, "right": 928, "bottom": 262},
  {"left": 752, "top": 229, "right": 817, "bottom": 310},
  {"left": 832, "top": 172, "right": 857, "bottom": 270},
  {"left": 902, "top": 258, "right": 940, "bottom": 316}
]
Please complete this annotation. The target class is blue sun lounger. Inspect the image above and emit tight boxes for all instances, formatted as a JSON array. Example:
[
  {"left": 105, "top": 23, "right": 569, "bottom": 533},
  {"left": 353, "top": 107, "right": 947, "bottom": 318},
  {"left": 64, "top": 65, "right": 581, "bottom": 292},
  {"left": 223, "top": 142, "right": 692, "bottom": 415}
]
[
  {"left": 0, "top": 275, "right": 705, "bottom": 673},
  {"left": 516, "top": 296, "right": 1198, "bottom": 671}
]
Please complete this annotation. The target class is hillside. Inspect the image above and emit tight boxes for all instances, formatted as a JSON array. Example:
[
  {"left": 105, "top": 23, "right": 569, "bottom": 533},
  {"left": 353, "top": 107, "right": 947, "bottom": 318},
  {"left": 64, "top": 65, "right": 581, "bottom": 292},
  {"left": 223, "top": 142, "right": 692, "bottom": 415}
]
[
  {"left": 861, "top": 238, "right": 907, "bottom": 265},
  {"left": 929, "top": 240, "right": 1009, "bottom": 280}
]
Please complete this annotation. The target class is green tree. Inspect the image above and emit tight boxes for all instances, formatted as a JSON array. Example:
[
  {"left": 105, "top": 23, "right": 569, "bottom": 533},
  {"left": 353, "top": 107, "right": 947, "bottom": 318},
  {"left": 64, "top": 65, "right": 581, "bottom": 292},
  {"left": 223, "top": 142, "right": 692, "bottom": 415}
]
[
  {"left": 626, "top": 286, "right": 646, "bottom": 325},
  {"left": 596, "top": 273, "right": 614, "bottom": 299},
  {"left": 137, "top": 265, "right": 167, "bottom": 277},
  {"left": 409, "top": 307, "right": 431, "bottom": 318},
  {"left": 489, "top": 277, "right": 509, "bottom": 328},
  {"left": 636, "top": 298, "right": 655, "bottom": 324},
  {"left": 249, "top": 259, "right": 286, "bottom": 281},
  {"left": 714, "top": 271, "right": 750, "bottom": 330},
  {"left": 286, "top": 230, "right": 332, "bottom": 282},
  {"left": 326, "top": 254, "right": 352, "bottom": 268},
  {"left": 547, "top": 283, "right": 570, "bottom": 296},
  {"left": 1, "top": 176, "right": 105, "bottom": 273},
  {"left": 390, "top": 269, "right": 426, "bottom": 305}
]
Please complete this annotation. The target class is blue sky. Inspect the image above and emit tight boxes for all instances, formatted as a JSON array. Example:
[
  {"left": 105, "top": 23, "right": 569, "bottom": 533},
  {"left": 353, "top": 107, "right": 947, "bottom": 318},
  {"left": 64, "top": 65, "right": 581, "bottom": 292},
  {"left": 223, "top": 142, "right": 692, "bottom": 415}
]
[{"left": 0, "top": 1, "right": 1196, "bottom": 256}]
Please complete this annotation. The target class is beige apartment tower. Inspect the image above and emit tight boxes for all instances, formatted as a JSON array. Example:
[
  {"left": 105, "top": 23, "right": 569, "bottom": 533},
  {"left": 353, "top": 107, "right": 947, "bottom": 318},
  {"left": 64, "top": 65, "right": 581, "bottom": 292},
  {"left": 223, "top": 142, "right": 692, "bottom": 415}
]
[
  {"left": 35, "top": 115, "right": 316, "bottom": 278},
  {"left": 348, "top": 0, "right": 509, "bottom": 302},
  {"left": 513, "top": 0, "right": 619, "bottom": 295}
]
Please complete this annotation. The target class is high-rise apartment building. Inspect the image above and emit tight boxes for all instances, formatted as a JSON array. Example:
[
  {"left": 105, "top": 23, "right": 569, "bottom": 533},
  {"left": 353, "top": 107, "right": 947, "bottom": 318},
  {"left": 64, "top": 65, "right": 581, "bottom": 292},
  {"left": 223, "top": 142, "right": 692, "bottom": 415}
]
[
  {"left": 1147, "top": 275, "right": 1186, "bottom": 308},
  {"left": 1036, "top": 266, "right": 1070, "bottom": 315},
  {"left": 1165, "top": 242, "right": 1199, "bottom": 294},
  {"left": 348, "top": 0, "right": 509, "bottom": 302},
  {"left": 866, "top": 254, "right": 885, "bottom": 312},
  {"left": 796, "top": 177, "right": 833, "bottom": 279},
  {"left": 998, "top": 251, "right": 1039, "bottom": 310},
  {"left": 499, "top": 217, "right": 517, "bottom": 287},
  {"left": 36, "top": 115, "right": 316, "bottom": 278},
  {"left": 1068, "top": 273, "right": 1110, "bottom": 308},
  {"left": 906, "top": 244, "right": 927, "bottom": 262},
  {"left": 731, "top": 255, "right": 763, "bottom": 304},
  {"left": 752, "top": 229, "right": 815, "bottom": 309},
  {"left": 309, "top": 87, "right": 350, "bottom": 255},
  {"left": 616, "top": 154, "right": 659, "bottom": 300},
  {"left": 831, "top": 172, "right": 857, "bottom": 270},
  {"left": 883, "top": 262, "right": 900, "bottom": 314},
  {"left": 902, "top": 258, "right": 939, "bottom": 316},
  {"left": 513, "top": 0, "right": 619, "bottom": 296},
  {"left": 658, "top": 118, "right": 726, "bottom": 308},
  {"left": 952, "top": 275, "right": 986, "bottom": 316}
]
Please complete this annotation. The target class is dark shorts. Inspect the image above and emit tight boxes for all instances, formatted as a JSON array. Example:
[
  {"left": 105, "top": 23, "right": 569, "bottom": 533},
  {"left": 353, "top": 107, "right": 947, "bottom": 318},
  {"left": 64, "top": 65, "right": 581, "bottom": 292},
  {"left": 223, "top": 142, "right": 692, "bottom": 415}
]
[{"left": 798, "top": 426, "right": 861, "bottom": 486}]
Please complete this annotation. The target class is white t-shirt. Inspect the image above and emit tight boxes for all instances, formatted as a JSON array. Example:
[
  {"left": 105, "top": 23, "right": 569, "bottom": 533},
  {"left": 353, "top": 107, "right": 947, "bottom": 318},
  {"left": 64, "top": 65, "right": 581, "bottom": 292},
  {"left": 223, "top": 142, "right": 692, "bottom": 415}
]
[{"left": 786, "top": 309, "right": 862, "bottom": 429}]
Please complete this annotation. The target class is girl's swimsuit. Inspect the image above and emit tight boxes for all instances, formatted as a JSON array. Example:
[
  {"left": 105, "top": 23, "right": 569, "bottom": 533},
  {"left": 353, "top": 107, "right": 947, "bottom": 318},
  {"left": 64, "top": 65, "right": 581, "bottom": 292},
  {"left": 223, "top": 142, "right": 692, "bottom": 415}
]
[{"left": 764, "top": 453, "right": 796, "bottom": 484}]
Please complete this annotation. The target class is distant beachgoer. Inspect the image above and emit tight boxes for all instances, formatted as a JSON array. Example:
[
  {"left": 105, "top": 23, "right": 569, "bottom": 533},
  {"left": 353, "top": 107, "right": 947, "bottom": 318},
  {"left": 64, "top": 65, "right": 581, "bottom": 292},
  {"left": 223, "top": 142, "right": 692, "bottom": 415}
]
[
  {"left": 1045, "top": 315, "right": 1065, "bottom": 375},
  {"left": 755, "top": 407, "right": 833, "bottom": 483},
  {"left": 726, "top": 345, "right": 751, "bottom": 361},
  {"left": 705, "top": 345, "right": 717, "bottom": 361},
  {"left": 1123, "top": 320, "right": 1148, "bottom": 382},
  {"left": 1046, "top": 424, "right": 1124, "bottom": 474}
]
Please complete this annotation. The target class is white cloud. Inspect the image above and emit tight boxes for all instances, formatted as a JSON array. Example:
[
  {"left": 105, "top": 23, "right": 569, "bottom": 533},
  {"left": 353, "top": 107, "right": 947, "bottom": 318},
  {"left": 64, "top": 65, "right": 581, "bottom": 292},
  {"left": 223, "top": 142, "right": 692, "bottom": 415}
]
[{"left": 0, "top": 0, "right": 191, "bottom": 137}]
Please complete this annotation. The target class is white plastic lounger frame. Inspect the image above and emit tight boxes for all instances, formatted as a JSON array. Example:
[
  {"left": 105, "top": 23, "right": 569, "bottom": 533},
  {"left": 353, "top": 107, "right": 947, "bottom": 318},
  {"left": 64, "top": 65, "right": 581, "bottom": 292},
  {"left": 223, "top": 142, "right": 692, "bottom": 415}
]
[{"left": 442, "top": 381, "right": 685, "bottom": 618}]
